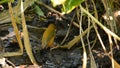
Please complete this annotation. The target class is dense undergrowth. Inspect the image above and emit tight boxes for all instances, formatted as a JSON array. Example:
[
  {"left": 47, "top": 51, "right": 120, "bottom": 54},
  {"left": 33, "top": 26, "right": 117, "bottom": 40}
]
[{"left": 0, "top": 0, "right": 120, "bottom": 68}]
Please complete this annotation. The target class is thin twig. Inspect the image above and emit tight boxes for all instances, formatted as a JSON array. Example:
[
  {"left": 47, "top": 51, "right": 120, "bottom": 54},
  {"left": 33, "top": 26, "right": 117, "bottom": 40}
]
[{"left": 60, "top": 13, "right": 75, "bottom": 45}]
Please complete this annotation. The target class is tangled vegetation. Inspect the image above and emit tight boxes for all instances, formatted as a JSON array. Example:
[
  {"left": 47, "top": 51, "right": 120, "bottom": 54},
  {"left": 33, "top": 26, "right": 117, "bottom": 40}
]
[{"left": 0, "top": 0, "right": 120, "bottom": 68}]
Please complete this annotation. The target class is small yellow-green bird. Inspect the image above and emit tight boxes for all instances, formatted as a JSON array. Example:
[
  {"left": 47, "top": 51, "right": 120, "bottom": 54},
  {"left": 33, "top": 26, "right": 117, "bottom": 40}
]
[{"left": 41, "top": 24, "right": 56, "bottom": 49}]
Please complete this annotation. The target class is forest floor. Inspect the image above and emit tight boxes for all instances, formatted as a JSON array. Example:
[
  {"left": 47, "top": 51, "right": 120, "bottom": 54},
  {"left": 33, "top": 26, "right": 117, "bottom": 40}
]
[{"left": 0, "top": 0, "right": 120, "bottom": 68}]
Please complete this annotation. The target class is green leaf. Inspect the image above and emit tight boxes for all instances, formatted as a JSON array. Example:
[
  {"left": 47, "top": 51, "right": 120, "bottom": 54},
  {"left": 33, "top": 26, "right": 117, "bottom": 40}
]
[
  {"left": 62, "top": 0, "right": 84, "bottom": 14},
  {"left": 34, "top": 4, "right": 45, "bottom": 16},
  {"left": 0, "top": 0, "right": 14, "bottom": 4},
  {"left": 51, "top": 0, "right": 66, "bottom": 7}
]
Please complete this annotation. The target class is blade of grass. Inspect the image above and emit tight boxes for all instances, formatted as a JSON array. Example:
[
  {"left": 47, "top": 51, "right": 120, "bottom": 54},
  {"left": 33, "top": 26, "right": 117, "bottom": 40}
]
[
  {"left": 108, "top": 34, "right": 114, "bottom": 68},
  {"left": 8, "top": 2, "right": 23, "bottom": 54},
  {"left": 21, "top": 0, "right": 38, "bottom": 65},
  {"left": 0, "top": 1, "right": 23, "bottom": 58},
  {"left": 59, "top": 26, "right": 93, "bottom": 49},
  {"left": 79, "top": 10, "right": 87, "bottom": 68},
  {"left": 0, "top": 0, "right": 37, "bottom": 24},
  {"left": 80, "top": 5, "right": 120, "bottom": 68},
  {"left": 80, "top": 5, "right": 120, "bottom": 42}
]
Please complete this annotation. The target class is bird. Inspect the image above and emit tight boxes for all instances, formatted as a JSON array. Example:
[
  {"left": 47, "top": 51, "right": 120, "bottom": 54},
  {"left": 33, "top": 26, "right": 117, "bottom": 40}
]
[{"left": 41, "top": 24, "right": 56, "bottom": 49}]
